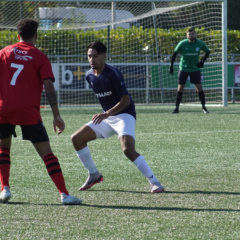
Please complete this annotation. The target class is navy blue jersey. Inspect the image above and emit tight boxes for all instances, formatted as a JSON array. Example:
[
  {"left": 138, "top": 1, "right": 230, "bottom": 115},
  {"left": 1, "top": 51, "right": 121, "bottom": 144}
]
[{"left": 86, "top": 64, "right": 136, "bottom": 119}]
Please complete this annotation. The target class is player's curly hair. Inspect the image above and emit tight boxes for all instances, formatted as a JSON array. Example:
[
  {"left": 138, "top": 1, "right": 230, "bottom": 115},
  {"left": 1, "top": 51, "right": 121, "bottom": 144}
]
[
  {"left": 87, "top": 41, "right": 107, "bottom": 54},
  {"left": 17, "top": 18, "right": 39, "bottom": 41}
]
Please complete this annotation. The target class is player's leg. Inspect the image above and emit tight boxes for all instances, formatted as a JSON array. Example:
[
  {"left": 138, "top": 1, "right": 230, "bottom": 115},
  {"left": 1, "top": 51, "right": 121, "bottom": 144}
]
[
  {"left": 195, "top": 84, "right": 208, "bottom": 113},
  {"left": 119, "top": 135, "right": 139, "bottom": 161},
  {"left": 111, "top": 113, "right": 164, "bottom": 193},
  {"left": 71, "top": 125, "right": 104, "bottom": 191},
  {"left": 0, "top": 137, "right": 11, "bottom": 191},
  {"left": 173, "top": 84, "right": 185, "bottom": 113},
  {"left": 0, "top": 124, "right": 15, "bottom": 203},
  {"left": 33, "top": 141, "right": 69, "bottom": 195},
  {"left": 173, "top": 71, "right": 187, "bottom": 113},
  {"left": 191, "top": 71, "right": 209, "bottom": 113},
  {"left": 119, "top": 135, "right": 164, "bottom": 193},
  {"left": 21, "top": 122, "right": 82, "bottom": 204}
]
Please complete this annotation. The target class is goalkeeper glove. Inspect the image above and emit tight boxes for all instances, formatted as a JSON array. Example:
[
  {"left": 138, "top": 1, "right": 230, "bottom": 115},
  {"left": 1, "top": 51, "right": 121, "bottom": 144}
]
[
  {"left": 197, "top": 60, "right": 204, "bottom": 68},
  {"left": 169, "top": 65, "right": 174, "bottom": 74}
]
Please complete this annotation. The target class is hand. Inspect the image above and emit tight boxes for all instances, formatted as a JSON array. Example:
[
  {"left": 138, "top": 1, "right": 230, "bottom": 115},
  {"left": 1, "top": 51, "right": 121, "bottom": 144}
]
[
  {"left": 92, "top": 112, "right": 109, "bottom": 124},
  {"left": 53, "top": 115, "right": 65, "bottom": 134},
  {"left": 169, "top": 65, "right": 174, "bottom": 74},
  {"left": 197, "top": 60, "right": 204, "bottom": 68}
]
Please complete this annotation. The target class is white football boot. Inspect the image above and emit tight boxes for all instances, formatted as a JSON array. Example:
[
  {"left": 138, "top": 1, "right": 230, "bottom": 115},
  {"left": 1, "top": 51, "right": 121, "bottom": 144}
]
[
  {"left": 79, "top": 171, "right": 103, "bottom": 191},
  {"left": 0, "top": 186, "right": 11, "bottom": 203},
  {"left": 150, "top": 182, "right": 165, "bottom": 193},
  {"left": 61, "top": 193, "right": 82, "bottom": 205}
]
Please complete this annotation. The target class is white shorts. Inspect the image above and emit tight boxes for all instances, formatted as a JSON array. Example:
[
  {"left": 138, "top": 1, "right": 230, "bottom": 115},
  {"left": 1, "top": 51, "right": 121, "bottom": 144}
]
[{"left": 86, "top": 113, "right": 136, "bottom": 139}]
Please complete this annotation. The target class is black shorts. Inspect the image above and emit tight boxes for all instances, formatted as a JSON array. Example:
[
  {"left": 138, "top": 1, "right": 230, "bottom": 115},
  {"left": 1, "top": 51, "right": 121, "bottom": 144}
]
[
  {"left": 0, "top": 121, "right": 49, "bottom": 143},
  {"left": 178, "top": 70, "right": 201, "bottom": 85}
]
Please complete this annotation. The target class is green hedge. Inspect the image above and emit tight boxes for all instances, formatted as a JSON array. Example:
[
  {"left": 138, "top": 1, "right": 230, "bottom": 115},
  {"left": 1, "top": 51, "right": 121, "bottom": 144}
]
[{"left": 1, "top": 27, "right": 240, "bottom": 59}]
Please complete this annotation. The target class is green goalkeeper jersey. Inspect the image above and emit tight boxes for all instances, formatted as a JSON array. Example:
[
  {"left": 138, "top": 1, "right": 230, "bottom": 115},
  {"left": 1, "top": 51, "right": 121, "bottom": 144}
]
[{"left": 174, "top": 39, "right": 209, "bottom": 72}]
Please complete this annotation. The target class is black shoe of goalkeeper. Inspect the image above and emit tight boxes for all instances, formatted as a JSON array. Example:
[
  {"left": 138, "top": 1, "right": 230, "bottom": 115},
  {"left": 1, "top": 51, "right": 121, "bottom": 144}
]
[
  {"left": 202, "top": 106, "right": 209, "bottom": 114},
  {"left": 172, "top": 108, "right": 179, "bottom": 114}
]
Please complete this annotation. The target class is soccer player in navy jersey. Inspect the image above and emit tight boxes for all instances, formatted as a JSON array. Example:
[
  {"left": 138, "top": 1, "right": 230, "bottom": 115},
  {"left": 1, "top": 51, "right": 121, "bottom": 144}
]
[
  {"left": 169, "top": 27, "right": 210, "bottom": 114},
  {"left": 0, "top": 19, "right": 81, "bottom": 204},
  {"left": 71, "top": 41, "right": 164, "bottom": 193}
]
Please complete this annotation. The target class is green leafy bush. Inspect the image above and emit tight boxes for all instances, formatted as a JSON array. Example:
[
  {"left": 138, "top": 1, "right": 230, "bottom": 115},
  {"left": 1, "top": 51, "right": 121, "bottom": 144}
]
[{"left": 1, "top": 27, "right": 239, "bottom": 59}]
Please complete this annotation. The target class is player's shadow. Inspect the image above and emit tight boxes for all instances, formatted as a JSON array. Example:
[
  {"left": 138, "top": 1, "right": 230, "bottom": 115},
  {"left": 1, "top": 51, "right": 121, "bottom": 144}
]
[
  {"left": 4, "top": 190, "right": 240, "bottom": 209},
  {"left": 165, "top": 190, "right": 240, "bottom": 195},
  {"left": 81, "top": 189, "right": 240, "bottom": 212},
  {"left": 5, "top": 202, "right": 83, "bottom": 206},
  {"left": 5, "top": 201, "right": 240, "bottom": 213},
  {"left": 89, "top": 189, "right": 240, "bottom": 196},
  {"left": 84, "top": 189, "right": 240, "bottom": 212},
  {"left": 82, "top": 203, "right": 240, "bottom": 213},
  {"left": 5, "top": 201, "right": 60, "bottom": 206},
  {"left": 89, "top": 189, "right": 148, "bottom": 194},
  {"left": 4, "top": 201, "right": 30, "bottom": 205}
]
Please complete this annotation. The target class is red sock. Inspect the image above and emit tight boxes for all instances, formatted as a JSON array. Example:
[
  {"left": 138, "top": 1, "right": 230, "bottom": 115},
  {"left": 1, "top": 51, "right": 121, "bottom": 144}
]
[
  {"left": 43, "top": 153, "right": 69, "bottom": 195},
  {"left": 0, "top": 147, "right": 11, "bottom": 191}
]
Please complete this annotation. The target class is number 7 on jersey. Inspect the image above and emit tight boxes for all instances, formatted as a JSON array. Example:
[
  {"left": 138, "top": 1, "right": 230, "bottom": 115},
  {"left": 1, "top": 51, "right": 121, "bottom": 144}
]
[{"left": 10, "top": 63, "right": 24, "bottom": 86}]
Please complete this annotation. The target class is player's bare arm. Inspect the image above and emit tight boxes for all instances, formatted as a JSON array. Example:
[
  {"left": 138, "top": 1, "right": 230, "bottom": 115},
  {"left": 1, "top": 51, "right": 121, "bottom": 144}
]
[
  {"left": 44, "top": 79, "right": 65, "bottom": 134},
  {"left": 92, "top": 95, "right": 130, "bottom": 124}
]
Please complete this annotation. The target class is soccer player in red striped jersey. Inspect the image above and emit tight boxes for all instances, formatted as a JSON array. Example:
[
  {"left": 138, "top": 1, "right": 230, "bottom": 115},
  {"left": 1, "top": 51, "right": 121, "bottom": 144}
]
[{"left": 0, "top": 18, "right": 81, "bottom": 205}]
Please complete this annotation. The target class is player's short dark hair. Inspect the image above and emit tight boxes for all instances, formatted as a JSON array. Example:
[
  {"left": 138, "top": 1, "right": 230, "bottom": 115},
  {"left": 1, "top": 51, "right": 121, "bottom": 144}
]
[
  {"left": 87, "top": 41, "right": 107, "bottom": 54},
  {"left": 187, "top": 27, "right": 195, "bottom": 33},
  {"left": 17, "top": 18, "right": 39, "bottom": 41}
]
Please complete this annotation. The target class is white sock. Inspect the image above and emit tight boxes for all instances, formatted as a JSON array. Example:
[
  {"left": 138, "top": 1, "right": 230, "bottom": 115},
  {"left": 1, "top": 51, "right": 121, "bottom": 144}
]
[
  {"left": 76, "top": 146, "right": 97, "bottom": 174},
  {"left": 133, "top": 155, "right": 159, "bottom": 184}
]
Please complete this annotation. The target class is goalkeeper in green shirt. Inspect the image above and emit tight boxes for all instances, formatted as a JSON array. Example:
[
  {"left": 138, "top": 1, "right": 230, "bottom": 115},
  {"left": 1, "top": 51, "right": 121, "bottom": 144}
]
[{"left": 169, "top": 27, "right": 210, "bottom": 114}]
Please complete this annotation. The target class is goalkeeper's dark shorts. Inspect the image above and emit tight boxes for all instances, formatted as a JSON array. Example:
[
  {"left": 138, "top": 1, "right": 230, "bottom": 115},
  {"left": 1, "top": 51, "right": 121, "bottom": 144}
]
[
  {"left": 0, "top": 120, "right": 49, "bottom": 143},
  {"left": 178, "top": 70, "right": 201, "bottom": 85}
]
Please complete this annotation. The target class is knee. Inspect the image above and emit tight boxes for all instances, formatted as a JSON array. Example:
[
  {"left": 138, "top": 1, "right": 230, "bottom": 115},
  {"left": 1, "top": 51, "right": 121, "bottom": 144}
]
[
  {"left": 122, "top": 147, "right": 137, "bottom": 161},
  {"left": 178, "top": 86, "right": 184, "bottom": 92},
  {"left": 71, "top": 132, "right": 83, "bottom": 149}
]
